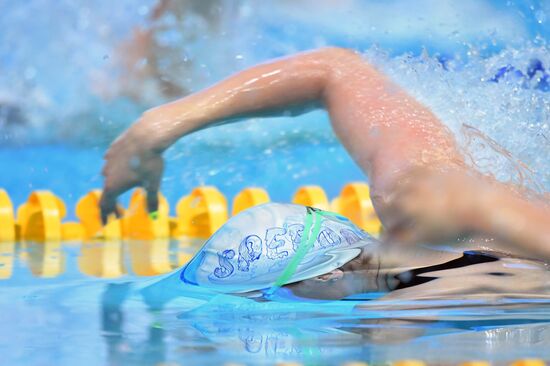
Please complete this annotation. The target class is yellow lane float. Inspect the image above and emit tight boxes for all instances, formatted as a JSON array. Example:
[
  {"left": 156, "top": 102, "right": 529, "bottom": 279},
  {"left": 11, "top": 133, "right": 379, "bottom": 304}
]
[
  {"left": 17, "top": 191, "right": 66, "bottom": 242},
  {"left": 176, "top": 186, "right": 228, "bottom": 238},
  {"left": 124, "top": 189, "right": 170, "bottom": 240},
  {"left": 61, "top": 222, "right": 85, "bottom": 241},
  {"left": 2, "top": 182, "right": 385, "bottom": 241},
  {"left": 392, "top": 361, "right": 426, "bottom": 366},
  {"left": 511, "top": 360, "right": 547, "bottom": 366},
  {"left": 292, "top": 185, "right": 330, "bottom": 210},
  {"left": 232, "top": 187, "right": 270, "bottom": 216},
  {"left": 333, "top": 182, "right": 382, "bottom": 236},
  {"left": 76, "top": 190, "right": 122, "bottom": 240},
  {"left": 0, "top": 189, "right": 15, "bottom": 242}
]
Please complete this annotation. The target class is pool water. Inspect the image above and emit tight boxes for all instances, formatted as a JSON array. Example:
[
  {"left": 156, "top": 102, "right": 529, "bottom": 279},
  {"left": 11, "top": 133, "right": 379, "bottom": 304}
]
[{"left": 1, "top": 238, "right": 549, "bottom": 366}]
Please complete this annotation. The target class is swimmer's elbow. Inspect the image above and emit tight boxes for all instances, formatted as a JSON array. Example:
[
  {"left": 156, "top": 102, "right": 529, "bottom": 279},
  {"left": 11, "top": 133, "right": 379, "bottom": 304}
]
[
  {"left": 315, "top": 47, "right": 362, "bottom": 62},
  {"left": 313, "top": 47, "right": 376, "bottom": 83}
]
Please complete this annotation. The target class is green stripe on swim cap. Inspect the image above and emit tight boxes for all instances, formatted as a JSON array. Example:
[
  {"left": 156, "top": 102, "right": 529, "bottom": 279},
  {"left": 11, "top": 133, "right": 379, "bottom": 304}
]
[{"left": 266, "top": 208, "right": 325, "bottom": 296}]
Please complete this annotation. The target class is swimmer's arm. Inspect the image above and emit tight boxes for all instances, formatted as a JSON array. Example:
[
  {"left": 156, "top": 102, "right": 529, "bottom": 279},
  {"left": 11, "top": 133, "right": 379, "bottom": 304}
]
[
  {"left": 101, "top": 46, "right": 461, "bottom": 221},
  {"left": 132, "top": 47, "right": 360, "bottom": 150},
  {"left": 388, "top": 169, "right": 550, "bottom": 261},
  {"left": 137, "top": 46, "right": 459, "bottom": 175},
  {"left": 472, "top": 186, "right": 550, "bottom": 260},
  {"left": 101, "top": 47, "right": 375, "bottom": 218}
]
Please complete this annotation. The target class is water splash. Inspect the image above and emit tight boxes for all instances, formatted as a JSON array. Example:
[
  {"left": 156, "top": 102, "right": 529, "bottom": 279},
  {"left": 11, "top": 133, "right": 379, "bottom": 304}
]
[
  {"left": 366, "top": 43, "right": 550, "bottom": 192},
  {"left": 460, "top": 123, "right": 544, "bottom": 193}
]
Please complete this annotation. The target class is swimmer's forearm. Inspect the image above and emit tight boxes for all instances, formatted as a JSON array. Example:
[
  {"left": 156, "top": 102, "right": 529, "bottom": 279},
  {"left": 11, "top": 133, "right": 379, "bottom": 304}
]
[{"left": 135, "top": 47, "right": 364, "bottom": 151}]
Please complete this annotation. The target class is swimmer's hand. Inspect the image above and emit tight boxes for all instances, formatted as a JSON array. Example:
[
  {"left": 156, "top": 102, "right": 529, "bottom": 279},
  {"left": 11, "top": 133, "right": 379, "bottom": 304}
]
[
  {"left": 100, "top": 120, "right": 164, "bottom": 224},
  {"left": 383, "top": 168, "right": 484, "bottom": 245}
]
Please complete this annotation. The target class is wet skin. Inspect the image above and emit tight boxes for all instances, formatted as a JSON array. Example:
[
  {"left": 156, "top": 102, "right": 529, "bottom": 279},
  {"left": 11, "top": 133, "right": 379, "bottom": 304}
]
[
  {"left": 286, "top": 242, "right": 550, "bottom": 301},
  {"left": 100, "top": 47, "right": 550, "bottom": 260}
]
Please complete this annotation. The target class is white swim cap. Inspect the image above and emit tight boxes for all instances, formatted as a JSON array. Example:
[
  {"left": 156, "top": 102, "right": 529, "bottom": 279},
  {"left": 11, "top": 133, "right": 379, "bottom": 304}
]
[{"left": 180, "top": 203, "right": 378, "bottom": 293}]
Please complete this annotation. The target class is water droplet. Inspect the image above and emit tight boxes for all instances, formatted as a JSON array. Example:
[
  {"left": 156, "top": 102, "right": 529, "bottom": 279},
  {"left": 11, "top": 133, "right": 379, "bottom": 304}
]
[{"left": 535, "top": 10, "right": 546, "bottom": 24}]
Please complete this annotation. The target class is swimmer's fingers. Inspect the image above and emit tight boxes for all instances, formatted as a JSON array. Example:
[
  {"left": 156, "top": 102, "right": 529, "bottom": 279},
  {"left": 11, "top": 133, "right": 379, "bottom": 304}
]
[
  {"left": 101, "top": 122, "right": 165, "bottom": 220},
  {"left": 100, "top": 175, "right": 138, "bottom": 225},
  {"left": 99, "top": 191, "right": 119, "bottom": 226},
  {"left": 144, "top": 177, "right": 161, "bottom": 215},
  {"left": 100, "top": 188, "right": 128, "bottom": 225},
  {"left": 143, "top": 154, "right": 164, "bottom": 214}
]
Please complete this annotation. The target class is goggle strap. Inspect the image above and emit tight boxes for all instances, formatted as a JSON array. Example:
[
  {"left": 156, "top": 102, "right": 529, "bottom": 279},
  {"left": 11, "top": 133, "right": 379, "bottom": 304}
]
[{"left": 265, "top": 207, "right": 329, "bottom": 297}]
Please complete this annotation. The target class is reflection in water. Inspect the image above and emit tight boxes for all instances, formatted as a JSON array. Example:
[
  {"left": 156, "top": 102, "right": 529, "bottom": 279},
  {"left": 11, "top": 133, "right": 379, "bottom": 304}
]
[
  {"left": 0, "top": 242, "right": 15, "bottom": 279},
  {"left": 128, "top": 239, "right": 173, "bottom": 276},
  {"left": 0, "top": 237, "right": 205, "bottom": 279},
  {"left": 102, "top": 283, "right": 169, "bottom": 365},
  {"left": 98, "top": 277, "right": 550, "bottom": 365},
  {"left": 26, "top": 241, "right": 65, "bottom": 278},
  {"left": 175, "top": 237, "right": 203, "bottom": 268},
  {"left": 79, "top": 240, "right": 126, "bottom": 278},
  {"left": 127, "top": 238, "right": 205, "bottom": 276}
]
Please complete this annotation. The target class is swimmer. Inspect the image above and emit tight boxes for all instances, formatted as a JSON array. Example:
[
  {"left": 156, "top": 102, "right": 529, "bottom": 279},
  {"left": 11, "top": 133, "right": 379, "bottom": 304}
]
[
  {"left": 103, "top": 0, "right": 224, "bottom": 104},
  {"left": 0, "top": 102, "right": 25, "bottom": 128},
  {"left": 100, "top": 47, "right": 550, "bottom": 262},
  {"left": 142, "top": 203, "right": 550, "bottom": 302}
]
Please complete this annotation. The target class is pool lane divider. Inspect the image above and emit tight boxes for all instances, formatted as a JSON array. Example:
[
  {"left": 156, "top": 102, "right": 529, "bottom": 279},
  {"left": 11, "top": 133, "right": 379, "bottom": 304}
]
[
  {"left": 176, "top": 186, "right": 228, "bottom": 239},
  {"left": 17, "top": 191, "right": 66, "bottom": 242},
  {"left": 124, "top": 189, "right": 170, "bottom": 240},
  {"left": 292, "top": 185, "right": 330, "bottom": 211},
  {"left": 332, "top": 182, "right": 382, "bottom": 235},
  {"left": 0, "top": 189, "right": 15, "bottom": 242},
  {"left": 232, "top": 187, "right": 270, "bottom": 216},
  {"left": 392, "top": 361, "right": 427, "bottom": 366},
  {"left": 510, "top": 360, "right": 547, "bottom": 366},
  {"left": 76, "top": 190, "right": 122, "bottom": 240},
  {"left": 0, "top": 182, "right": 383, "bottom": 243}
]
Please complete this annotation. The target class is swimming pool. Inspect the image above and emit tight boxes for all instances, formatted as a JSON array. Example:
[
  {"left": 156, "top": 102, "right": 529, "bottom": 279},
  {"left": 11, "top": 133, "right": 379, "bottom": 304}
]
[
  {"left": 1, "top": 1, "right": 549, "bottom": 365},
  {"left": 1, "top": 236, "right": 549, "bottom": 365}
]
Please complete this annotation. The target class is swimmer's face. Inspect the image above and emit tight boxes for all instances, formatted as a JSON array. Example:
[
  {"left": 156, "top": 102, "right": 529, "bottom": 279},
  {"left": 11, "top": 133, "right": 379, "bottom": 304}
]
[
  {"left": 285, "top": 249, "right": 373, "bottom": 300},
  {"left": 285, "top": 269, "right": 365, "bottom": 299}
]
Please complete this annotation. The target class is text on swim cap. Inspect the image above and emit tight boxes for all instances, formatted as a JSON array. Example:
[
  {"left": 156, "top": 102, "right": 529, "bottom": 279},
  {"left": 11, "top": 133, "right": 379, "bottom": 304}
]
[{"left": 211, "top": 224, "right": 365, "bottom": 279}]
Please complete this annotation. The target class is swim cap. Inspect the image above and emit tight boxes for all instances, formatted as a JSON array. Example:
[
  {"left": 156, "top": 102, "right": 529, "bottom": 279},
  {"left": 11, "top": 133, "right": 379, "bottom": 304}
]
[{"left": 180, "top": 203, "right": 378, "bottom": 293}]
